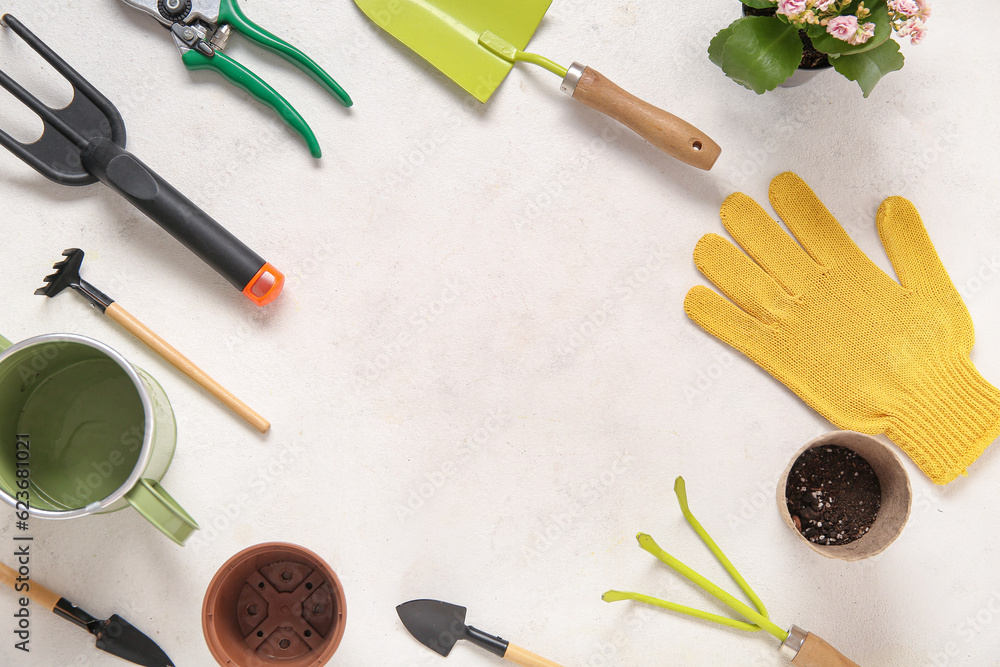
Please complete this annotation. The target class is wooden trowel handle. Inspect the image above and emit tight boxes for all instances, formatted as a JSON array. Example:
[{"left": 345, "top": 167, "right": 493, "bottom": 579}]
[
  {"left": 790, "top": 632, "right": 861, "bottom": 667},
  {"left": 504, "top": 643, "right": 564, "bottom": 667},
  {"left": 0, "top": 562, "right": 62, "bottom": 612},
  {"left": 565, "top": 65, "right": 721, "bottom": 171}
]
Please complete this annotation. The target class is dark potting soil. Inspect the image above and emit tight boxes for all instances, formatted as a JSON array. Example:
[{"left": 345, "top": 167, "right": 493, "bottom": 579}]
[
  {"left": 741, "top": 4, "right": 831, "bottom": 69},
  {"left": 785, "top": 445, "right": 881, "bottom": 546}
]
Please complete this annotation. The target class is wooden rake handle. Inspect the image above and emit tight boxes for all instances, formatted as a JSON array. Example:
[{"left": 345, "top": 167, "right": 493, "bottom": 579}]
[
  {"left": 504, "top": 643, "right": 564, "bottom": 667},
  {"left": 0, "top": 562, "right": 62, "bottom": 612},
  {"left": 566, "top": 65, "right": 721, "bottom": 171},
  {"left": 105, "top": 303, "right": 270, "bottom": 433}
]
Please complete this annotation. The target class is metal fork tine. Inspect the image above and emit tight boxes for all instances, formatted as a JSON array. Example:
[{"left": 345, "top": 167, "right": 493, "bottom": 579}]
[{"left": 0, "top": 67, "right": 89, "bottom": 148}]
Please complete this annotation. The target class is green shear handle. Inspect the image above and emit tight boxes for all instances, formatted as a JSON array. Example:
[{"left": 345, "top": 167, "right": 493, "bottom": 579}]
[
  {"left": 216, "top": 0, "right": 351, "bottom": 108},
  {"left": 182, "top": 0, "right": 352, "bottom": 158},
  {"left": 183, "top": 49, "right": 325, "bottom": 158},
  {"left": 125, "top": 0, "right": 352, "bottom": 157}
]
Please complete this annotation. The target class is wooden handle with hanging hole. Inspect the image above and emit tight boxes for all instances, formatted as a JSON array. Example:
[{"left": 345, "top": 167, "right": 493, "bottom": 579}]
[
  {"left": 0, "top": 562, "right": 62, "bottom": 612},
  {"left": 571, "top": 66, "right": 720, "bottom": 170},
  {"left": 791, "top": 633, "right": 861, "bottom": 667},
  {"left": 504, "top": 643, "right": 564, "bottom": 666},
  {"left": 105, "top": 303, "right": 270, "bottom": 433}
]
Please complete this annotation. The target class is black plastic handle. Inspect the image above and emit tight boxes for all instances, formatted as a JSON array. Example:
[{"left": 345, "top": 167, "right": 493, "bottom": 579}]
[{"left": 80, "top": 138, "right": 265, "bottom": 292}]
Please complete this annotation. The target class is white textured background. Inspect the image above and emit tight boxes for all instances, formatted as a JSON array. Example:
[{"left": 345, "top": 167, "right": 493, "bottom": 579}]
[{"left": 1, "top": 1, "right": 998, "bottom": 665}]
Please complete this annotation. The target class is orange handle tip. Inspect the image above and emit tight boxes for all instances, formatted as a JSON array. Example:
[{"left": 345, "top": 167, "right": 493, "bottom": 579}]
[{"left": 243, "top": 263, "right": 284, "bottom": 306}]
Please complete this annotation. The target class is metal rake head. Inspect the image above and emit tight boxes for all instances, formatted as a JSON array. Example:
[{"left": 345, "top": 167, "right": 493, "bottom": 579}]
[
  {"left": 35, "top": 248, "right": 85, "bottom": 298},
  {"left": 35, "top": 248, "right": 113, "bottom": 311}
]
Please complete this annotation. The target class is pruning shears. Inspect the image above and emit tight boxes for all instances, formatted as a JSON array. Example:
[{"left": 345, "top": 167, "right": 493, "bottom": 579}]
[{"left": 119, "top": 0, "right": 352, "bottom": 158}]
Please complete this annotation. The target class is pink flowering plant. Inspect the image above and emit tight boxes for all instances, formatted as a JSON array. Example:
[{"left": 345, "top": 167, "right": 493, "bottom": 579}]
[{"left": 710, "top": 0, "right": 931, "bottom": 96}]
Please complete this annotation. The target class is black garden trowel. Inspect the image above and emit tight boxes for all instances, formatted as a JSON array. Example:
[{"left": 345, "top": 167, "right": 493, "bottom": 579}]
[{"left": 1, "top": 561, "right": 174, "bottom": 666}]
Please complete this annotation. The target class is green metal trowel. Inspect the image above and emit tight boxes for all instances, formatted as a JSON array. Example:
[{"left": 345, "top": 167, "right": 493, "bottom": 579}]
[{"left": 354, "top": 0, "right": 720, "bottom": 170}]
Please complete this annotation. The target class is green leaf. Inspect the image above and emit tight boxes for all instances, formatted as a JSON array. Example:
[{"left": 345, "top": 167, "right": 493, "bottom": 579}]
[
  {"left": 807, "top": 1, "right": 891, "bottom": 55},
  {"left": 709, "top": 24, "right": 736, "bottom": 68},
  {"left": 740, "top": 0, "right": 776, "bottom": 8},
  {"left": 718, "top": 17, "right": 803, "bottom": 94},
  {"left": 830, "top": 38, "right": 904, "bottom": 97}
]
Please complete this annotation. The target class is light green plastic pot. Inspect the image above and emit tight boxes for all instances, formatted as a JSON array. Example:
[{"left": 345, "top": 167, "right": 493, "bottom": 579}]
[{"left": 0, "top": 333, "right": 198, "bottom": 545}]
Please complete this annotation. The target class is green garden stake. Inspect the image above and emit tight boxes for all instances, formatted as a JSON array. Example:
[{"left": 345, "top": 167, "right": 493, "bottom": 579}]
[{"left": 604, "top": 478, "right": 862, "bottom": 666}]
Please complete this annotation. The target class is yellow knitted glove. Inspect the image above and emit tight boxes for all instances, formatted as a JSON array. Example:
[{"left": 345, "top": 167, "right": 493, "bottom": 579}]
[{"left": 685, "top": 172, "right": 1000, "bottom": 484}]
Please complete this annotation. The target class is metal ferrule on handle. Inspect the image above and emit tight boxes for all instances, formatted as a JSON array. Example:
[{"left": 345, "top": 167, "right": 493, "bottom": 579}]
[
  {"left": 781, "top": 625, "right": 808, "bottom": 659},
  {"left": 780, "top": 626, "right": 861, "bottom": 667},
  {"left": 559, "top": 62, "right": 587, "bottom": 97},
  {"left": 79, "top": 138, "right": 283, "bottom": 306}
]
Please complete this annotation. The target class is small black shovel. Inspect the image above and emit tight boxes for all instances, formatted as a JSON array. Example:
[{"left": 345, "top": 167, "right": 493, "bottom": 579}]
[
  {"left": 0, "top": 561, "right": 173, "bottom": 667},
  {"left": 397, "top": 599, "right": 562, "bottom": 666}
]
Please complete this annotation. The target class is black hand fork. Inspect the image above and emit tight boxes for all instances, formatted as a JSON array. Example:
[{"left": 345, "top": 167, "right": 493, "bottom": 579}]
[{"left": 0, "top": 14, "right": 284, "bottom": 306}]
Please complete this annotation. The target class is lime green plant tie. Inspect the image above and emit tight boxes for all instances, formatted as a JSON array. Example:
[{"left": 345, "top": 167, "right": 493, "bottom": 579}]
[
  {"left": 603, "top": 477, "right": 788, "bottom": 643},
  {"left": 478, "top": 31, "right": 569, "bottom": 79}
]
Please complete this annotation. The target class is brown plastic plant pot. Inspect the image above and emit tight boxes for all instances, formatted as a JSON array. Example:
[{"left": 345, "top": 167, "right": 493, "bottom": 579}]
[
  {"left": 777, "top": 431, "right": 912, "bottom": 562},
  {"left": 203, "top": 543, "right": 347, "bottom": 667}
]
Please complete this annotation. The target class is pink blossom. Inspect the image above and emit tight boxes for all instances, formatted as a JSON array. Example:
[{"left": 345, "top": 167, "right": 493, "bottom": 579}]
[
  {"left": 814, "top": 0, "right": 837, "bottom": 10},
  {"left": 826, "top": 15, "right": 859, "bottom": 42},
  {"left": 888, "top": 0, "right": 919, "bottom": 15},
  {"left": 915, "top": 0, "right": 932, "bottom": 19},
  {"left": 777, "top": 0, "right": 807, "bottom": 17},
  {"left": 849, "top": 21, "right": 876, "bottom": 45},
  {"left": 898, "top": 17, "right": 928, "bottom": 44}
]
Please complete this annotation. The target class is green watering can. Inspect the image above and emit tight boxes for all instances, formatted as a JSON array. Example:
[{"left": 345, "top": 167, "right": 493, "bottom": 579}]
[
  {"left": 0, "top": 333, "right": 198, "bottom": 545},
  {"left": 354, "top": 0, "right": 721, "bottom": 170}
]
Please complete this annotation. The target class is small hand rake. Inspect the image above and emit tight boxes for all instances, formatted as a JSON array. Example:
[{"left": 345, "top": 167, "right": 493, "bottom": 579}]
[
  {"left": 604, "top": 478, "right": 861, "bottom": 666},
  {"left": 37, "top": 249, "right": 270, "bottom": 433}
]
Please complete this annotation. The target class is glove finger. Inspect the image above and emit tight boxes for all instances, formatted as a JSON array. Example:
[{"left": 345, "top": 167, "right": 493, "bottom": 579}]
[
  {"left": 684, "top": 285, "right": 775, "bottom": 356},
  {"left": 721, "top": 191, "right": 819, "bottom": 293},
  {"left": 877, "top": 196, "right": 956, "bottom": 294},
  {"left": 768, "top": 172, "right": 869, "bottom": 267},
  {"left": 693, "top": 233, "right": 798, "bottom": 324}
]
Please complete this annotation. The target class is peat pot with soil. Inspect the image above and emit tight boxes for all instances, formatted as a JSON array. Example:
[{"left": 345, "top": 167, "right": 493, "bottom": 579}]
[{"left": 778, "top": 431, "right": 912, "bottom": 561}]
